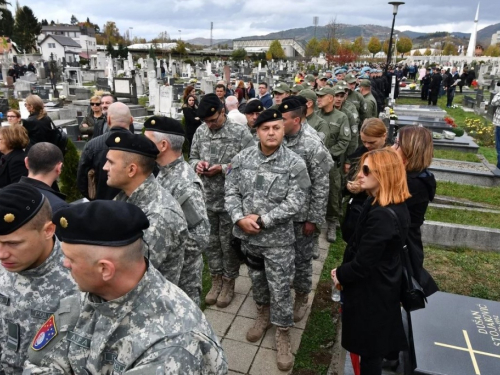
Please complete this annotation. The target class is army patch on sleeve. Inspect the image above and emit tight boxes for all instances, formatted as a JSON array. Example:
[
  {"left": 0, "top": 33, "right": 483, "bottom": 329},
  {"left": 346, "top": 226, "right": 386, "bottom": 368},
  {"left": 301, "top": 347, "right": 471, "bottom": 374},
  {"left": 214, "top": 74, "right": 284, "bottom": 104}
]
[
  {"left": 344, "top": 126, "right": 350, "bottom": 137},
  {"left": 31, "top": 315, "right": 58, "bottom": 351}
]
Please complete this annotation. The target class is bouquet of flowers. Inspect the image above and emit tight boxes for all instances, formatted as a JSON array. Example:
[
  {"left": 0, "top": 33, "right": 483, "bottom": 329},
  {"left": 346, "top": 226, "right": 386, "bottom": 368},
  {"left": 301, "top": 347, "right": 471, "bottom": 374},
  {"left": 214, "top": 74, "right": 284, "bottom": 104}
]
[{"left": 409, "top": 83, "right": 417, "bottom": 91}]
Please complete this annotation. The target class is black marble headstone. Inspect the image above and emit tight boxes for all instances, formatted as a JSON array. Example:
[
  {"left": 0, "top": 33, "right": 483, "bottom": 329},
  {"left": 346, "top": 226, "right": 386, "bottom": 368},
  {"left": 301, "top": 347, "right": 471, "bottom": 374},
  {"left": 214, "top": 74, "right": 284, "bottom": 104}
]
[{"left": 410, "top": 292, "right": 500, "bottom": 375}]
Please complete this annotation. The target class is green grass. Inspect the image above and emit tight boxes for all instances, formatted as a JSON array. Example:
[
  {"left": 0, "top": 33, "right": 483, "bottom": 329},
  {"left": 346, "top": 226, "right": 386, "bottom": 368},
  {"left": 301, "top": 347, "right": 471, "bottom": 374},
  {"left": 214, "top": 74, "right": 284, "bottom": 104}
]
[
  {"left": 433, "top": 149, "right": 480, "bottom": 162},
  {"left": 426, "top": 207, "right": 500, "bottom": 229},
  {"left": 436, "top": 181, "right": 500, "bottom": 207},
  {"left": 479, "top": 146, "right": 498, "bottom": 165},
  {"left": 424, "top": 245, "right": 500, "bottom": 301},
  {"left": 138, "top": 97, "right": 148, "bottom": 108},
  {"left": 83, "top": 82, "right": 95, "bottom": 87},
  {"left": 293, "top": 234, "right": 344, "bottom": 374},
  {"left": 200, "top": 256, "right": 212, "bottom": 311}
]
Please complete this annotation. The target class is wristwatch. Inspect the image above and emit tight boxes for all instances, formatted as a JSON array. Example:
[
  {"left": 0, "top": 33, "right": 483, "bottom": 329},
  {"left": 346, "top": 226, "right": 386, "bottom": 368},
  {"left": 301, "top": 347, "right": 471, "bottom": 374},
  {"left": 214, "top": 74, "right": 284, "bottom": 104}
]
[{"left": 256, "top": 216, "right": 264, "bottom": 229}]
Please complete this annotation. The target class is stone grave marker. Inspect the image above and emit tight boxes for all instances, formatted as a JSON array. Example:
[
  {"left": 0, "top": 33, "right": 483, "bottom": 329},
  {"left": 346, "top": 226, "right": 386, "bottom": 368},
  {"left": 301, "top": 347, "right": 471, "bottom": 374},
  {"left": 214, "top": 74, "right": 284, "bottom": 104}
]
[
  {"left": 31, "top": 85, "right": 50, "bottom": 100},
  {"left": 157, "top": 85, "right": 173, "bottom": 115},
  {"left": 409, "top": 292, "right": 500, "bottom": 375}
]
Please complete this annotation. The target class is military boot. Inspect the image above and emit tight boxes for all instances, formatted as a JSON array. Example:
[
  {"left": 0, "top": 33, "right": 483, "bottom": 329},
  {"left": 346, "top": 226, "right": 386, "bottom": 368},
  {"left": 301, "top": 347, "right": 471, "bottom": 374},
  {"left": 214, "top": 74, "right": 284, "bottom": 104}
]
[
  {"left": 216, "top": 277, "right": 235, "bottom": 308},
  {"left": 246, "top": 304, "right": 272, "bottom": 342},
  {"left": 276, "top": 327, "right": 294, "bottom": 371},
  {"left": 312, "top": 239, "right": 320, "bottom": 260},
  {"left": 205, "top": 274, "right": 222, "bottom": 305},
  {"left": 327, "top": 221, "right": 337, "bottom": 242},
  {"left": 293, "top": 292, "right": 309, "bottom": 322}
]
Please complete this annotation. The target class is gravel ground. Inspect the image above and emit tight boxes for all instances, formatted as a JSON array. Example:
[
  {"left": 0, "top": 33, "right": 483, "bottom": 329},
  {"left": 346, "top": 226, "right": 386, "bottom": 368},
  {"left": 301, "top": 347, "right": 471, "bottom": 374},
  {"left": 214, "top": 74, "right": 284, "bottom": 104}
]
[{"left": 431, "top": 159, "right": 492, "bottom": 173}]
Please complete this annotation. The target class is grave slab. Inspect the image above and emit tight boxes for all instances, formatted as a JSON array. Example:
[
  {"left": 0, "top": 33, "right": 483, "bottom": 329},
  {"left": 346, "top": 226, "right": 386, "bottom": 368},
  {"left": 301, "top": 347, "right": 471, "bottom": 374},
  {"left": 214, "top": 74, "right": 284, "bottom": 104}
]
[
  {"left": 394, "top": 105, "right": 447, "bottom": 120},
  {"left": 410, "top": 292, "right": 500, "bottom": 375}
]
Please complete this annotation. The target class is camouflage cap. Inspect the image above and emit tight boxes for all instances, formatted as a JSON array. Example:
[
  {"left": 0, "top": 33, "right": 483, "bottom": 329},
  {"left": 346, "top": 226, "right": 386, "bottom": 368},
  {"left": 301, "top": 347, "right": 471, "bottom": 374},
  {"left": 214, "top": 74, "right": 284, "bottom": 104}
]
[
  {"left": 0, "top": 184, "right": 45, "bottom": 235},
  {"left": 273, "top": 82, "right": 290, "bottom": 94},
  {"left": 316, "top": 87, "right": 336, "bottom": 96},
  {"left": 144, "top": 116, "right": 185, "bottom": 136},
  {"left": 298, "top": 89, "right": 318, "bottom": 102},
  {"left": 53, "top": 201, "right": 150, "bottom": 247},
  {"left": 105, "top": 131, "right": 160, "bottom": 159}
]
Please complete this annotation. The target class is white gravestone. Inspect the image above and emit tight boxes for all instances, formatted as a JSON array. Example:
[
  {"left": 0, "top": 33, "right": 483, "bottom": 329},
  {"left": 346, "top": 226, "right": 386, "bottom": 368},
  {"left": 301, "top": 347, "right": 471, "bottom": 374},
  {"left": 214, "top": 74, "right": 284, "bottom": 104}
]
[{"left": 157, "top": 85, "right": 173, "bottom": 116}]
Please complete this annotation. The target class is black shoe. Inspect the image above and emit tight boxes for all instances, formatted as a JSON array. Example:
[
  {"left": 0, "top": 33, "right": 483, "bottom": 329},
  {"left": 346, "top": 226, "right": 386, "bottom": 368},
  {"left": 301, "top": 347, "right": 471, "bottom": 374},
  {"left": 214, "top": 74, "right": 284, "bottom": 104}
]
[{"left": 382, "top": 359, "right": 399, "bottom": 371}]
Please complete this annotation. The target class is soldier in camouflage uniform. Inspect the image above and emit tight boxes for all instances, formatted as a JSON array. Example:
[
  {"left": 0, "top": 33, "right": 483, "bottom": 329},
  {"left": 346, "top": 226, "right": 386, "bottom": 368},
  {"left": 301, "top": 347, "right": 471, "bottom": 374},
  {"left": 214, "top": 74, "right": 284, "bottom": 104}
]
[
  {"left": 144, "top": 116, "right": 210, "bottom": 306},
  {"left": 0, "top": 184, "right": 77, "bottom": 375},
  {"left": 23, "top": 200, "right": 227, "bottom": 374},
  {"left": 225, "top": 109, "right": 310, "bottom": 371},
  {"left": 278, "top": 100, "right": 331, "bottom": 323},
  {"left": 242, "top": 99, "right": 264, "bottom": 141},
  {"left": 189, "top": 94, "right": 254, "bottom": 308},
  {"left": 104, "top": 132, "right": 188, "bottom": 285},
  {"left": 317, "top": 87, "right": 351, "bottom": 243},
  {"left": 359, "top": 79, "right": 378, "bottom": 119}
]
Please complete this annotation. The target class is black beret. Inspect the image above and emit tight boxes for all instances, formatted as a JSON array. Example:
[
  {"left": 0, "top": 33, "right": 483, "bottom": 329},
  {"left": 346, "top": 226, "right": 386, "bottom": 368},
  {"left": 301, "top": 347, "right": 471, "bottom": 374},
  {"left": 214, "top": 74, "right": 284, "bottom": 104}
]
[
  {"left": 0, "top": 184, "right": 45, "bottom": 235},
  {"left": 279, "top": 97, "right": 302, "bottom": 114},
  {"left": 244, "top": 99, "right": 264, "bottom": 114},
  {"left": 197, "top": 93, "right": 223, "bottom": 119},
  {"left": 254, "top": 109, "right": 283, "bottom": 128},
  {"left": 53, "top": 200, "right": 149, "bottom": 246},
  {"left": 105, "top": 131, "right": 159, "bottom": 159},
  {"left": 143, "top": 116, "right": 185, "bottom": 136},
  {"left": 294, "top": 95, "right": 308, "bottom": 107}
]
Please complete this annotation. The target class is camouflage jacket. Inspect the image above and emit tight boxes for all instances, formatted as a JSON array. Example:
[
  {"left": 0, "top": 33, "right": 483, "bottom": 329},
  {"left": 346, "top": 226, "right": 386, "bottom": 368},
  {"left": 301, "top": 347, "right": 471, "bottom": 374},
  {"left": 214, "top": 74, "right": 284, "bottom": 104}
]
[
  {"left": 23, "top": 264, "right": 227, "bottom": 375},
  {"left": 284, "top": 125, "right": 331, "bottom": 224},
  {"left": 0, "top": 240, "right": 77, "bottom": 375},
  {"left": 189, "top": 117, "right": 254, "bottom": 212},
  {"left": 225, "top": 144, "right": 310, "bottom": 247},
  {"left": 115, "top": 174, "right": 188, "bottom": 285},
  {"left": 157, "top": 156, "right": 210, "bottom": 251},
  {"left": 317, "top": 108, "right": 351, "bottom": 161}
]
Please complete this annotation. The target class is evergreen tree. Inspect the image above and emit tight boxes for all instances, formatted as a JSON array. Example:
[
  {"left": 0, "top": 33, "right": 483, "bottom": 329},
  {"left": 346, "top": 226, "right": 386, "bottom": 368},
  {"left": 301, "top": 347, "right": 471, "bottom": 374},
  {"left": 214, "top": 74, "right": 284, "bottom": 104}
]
[
  {"left": 0, "top": 9, "right": 15, "bottom": 37},
  {"left": 12, "top": 6, "right": 41, "bottom": 53},
  {"left": 106, "top": 41, "right": 116, "bottom": 58},
  {"left": 231, "top": 48, "right": 247, "bottom": 62},
  {"left": 41, "top": 19, "right": 48, "bottom": 26},
  {"left": 60, "top": 140, "right": 83, "bottom": 202},
  {"left": 70, "top": 15, "right": 78, "bottom": 25},
  {"left": 268, "top": 40, "right": 285, "bottom": 59}
]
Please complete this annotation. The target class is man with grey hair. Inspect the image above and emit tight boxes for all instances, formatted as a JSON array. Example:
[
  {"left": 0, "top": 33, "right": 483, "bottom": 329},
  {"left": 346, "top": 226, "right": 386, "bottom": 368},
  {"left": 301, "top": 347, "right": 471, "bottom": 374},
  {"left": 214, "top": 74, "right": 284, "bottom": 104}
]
[
  {"left": 77, "top": 102, "right": 133, "bottom": 200},
  {"left": 144, "top": 116, "right": 210, "bottom": 305},
  {"left": 225, "top": 95, "right": 247, "bottom": 126}
]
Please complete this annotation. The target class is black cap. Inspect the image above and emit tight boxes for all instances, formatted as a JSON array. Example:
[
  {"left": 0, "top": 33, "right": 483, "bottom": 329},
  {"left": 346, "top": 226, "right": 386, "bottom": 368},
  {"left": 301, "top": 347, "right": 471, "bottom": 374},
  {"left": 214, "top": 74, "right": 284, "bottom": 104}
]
[
  {"left": 0, "top": 184, "right": 45, "bottom": 235},
  {"left": 294, "top": 95, "right": 308, "bottom": 107},
  {"left": 53, "top": 200, "right": 149, "bottom": 246},
  {"left": 244, "top": 100, "right": 264, "bottom": 114},
  {"left": 197, "top": 93, "right": 223, "bottom": 119},
  {"left": 143, "top": 116, "right": 185, "bottom": 136},
  {"left": 279, "top": 97, "right": 302, "bottom": 114},
  {"left": 254, "top": 109, "right": 283, "bottom": 128},
  {"left": 105, "top": 132, "right": 159, "bottom": 159}
]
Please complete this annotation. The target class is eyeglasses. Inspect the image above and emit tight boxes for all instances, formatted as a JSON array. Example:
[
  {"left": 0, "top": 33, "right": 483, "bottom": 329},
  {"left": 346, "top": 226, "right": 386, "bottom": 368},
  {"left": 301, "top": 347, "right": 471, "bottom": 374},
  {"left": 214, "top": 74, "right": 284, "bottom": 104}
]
[
  {"left": 204, "top": 111, "right": 221, "bottom": 125},
  {"left": 6, "top": 116, "right": 18, "bottom": 118},
  {"left": 90, "top": 103, "right": 101, "bottom": 106},
  {"left": 362, "top": 165, "right": 371, "bottom": 177}
]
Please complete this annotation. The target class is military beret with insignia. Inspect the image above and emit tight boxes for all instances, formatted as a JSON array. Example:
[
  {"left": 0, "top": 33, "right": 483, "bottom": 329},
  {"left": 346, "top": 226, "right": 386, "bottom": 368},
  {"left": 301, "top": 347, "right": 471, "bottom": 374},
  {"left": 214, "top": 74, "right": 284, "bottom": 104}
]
[
  {"left": 294, "top": 95, "right": 308, "bottom": 107},
  {"left": 254, "top": 109, "right": 283, "bottom": 128},
  {"left": 143, "top": 116, "right": 185, "bottom": 136},
  {"left": 53, "top": 200, "right": 149, "bottom": 247},
  {"left": 105, "top": 131, "right": 159, "bottom": 159},
  {"left": 298, "top": 89, "right": 318, "bottom": 102},
  {"left": 0, "top": 184, "right": 45, "bottom": 235},
  {"left": 278, "top": 97, "right": 302, "bottom": 114},
  {"left": 359, "top": 79, "right": 371, "bottom": 88},
  {"left": 316, "top": 87, "right": 336, "bottom": 96},
  {"left": 243, "top": 99, "right": 264, "bottom": 114},
  {"left": 272, "top": 83, "right": 290, "bottom": 94},
  {"left": 197, "top": 93, "right": 223, "bottom": 119}
]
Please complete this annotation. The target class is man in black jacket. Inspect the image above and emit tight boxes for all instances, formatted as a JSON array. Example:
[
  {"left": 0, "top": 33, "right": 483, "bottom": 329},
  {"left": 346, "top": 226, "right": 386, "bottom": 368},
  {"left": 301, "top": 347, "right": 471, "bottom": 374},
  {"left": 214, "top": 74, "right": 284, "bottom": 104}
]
[
  {"left": 77, "top": 102, "right": 132, "bottom": 200},
  {"left": 444, "top": 67, "right": 459, "bottom": 107},
  {"left": 421, "top": 68, "right": 431, "bottom": 101},
  {"left": 20, "top": 142, "right": 69, "bottom": 213},
  {"left": 428, "top": 67, "right": 442, "bottom": 106}
]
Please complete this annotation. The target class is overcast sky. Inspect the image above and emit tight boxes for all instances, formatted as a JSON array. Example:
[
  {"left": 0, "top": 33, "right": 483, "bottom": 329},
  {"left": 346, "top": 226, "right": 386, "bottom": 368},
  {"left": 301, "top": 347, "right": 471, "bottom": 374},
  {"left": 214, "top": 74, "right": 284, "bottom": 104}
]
[{"left": 9, "top": 0, "right": 497, "bottom": 41}]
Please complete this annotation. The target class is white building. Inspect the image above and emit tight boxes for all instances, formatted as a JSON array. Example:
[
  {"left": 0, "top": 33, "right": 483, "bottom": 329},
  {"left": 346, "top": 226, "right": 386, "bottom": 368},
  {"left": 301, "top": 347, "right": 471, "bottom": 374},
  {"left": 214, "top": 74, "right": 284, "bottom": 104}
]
[
  {"left": 38, "top": 24, "right": 97, "bottom": 59},
  {"left": 39, "top": 35, "right": 81, "bottom": 63},
  {"left": 492, "top": 31, "right": 500, "bottom": 46}
]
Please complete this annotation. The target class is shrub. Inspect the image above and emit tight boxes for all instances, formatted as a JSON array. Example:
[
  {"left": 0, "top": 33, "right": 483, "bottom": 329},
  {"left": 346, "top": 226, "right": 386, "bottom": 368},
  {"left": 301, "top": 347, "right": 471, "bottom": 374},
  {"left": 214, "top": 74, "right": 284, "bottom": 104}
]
[
  {"left": 60, "top": 139, "right": 83, "bottom": 202},
  {"left": 464, "top": 118, "right": 495, "bottom": 146}
]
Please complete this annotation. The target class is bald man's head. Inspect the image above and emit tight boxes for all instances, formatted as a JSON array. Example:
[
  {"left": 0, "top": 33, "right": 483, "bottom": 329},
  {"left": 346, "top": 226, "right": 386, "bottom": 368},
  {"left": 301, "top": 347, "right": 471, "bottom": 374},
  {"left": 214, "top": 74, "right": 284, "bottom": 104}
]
[{"left": 107, "top": 102, "right": 133, "bottom": 129}]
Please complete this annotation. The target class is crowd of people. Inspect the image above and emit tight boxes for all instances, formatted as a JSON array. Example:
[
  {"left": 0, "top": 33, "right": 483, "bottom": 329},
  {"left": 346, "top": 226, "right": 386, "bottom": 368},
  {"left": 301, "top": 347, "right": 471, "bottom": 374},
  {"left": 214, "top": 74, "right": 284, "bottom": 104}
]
[{"left": 0, "top": 63, "right": 440, "bottom": 374}]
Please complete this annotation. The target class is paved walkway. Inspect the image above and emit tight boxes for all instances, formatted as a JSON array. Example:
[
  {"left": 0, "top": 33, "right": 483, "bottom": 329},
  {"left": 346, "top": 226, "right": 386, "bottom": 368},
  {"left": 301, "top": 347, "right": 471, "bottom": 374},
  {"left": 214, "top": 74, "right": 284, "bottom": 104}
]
[{"left": 205, "top": 228, "right": 331, "bottom": 374}]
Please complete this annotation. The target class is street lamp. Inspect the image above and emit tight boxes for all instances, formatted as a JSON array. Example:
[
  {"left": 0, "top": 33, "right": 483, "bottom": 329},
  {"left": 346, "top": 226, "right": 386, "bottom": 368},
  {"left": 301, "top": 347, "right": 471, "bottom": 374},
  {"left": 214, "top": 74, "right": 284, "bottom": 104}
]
[
  {"left": 386, "top": 2, "right": 404, "bottom": 69},
  {"left": 129, "top": 27, "right": 133, "bottom": 43}
]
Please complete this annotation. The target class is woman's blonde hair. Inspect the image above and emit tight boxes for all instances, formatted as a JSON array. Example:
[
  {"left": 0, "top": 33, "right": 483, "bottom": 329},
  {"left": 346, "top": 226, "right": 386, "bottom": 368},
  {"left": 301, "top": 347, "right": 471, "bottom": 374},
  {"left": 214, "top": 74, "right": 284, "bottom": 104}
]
[
  {"left": 0, "top": 125, "right": 29, "bottom": 150},
  {"left": 359, "top": 148, "right": 411, "bottom": 206},
  {"left": 361, "top": 118, "right": 387, "bottom": 138},
  {"left": 25, "top": 95, "right": 47, "bottom": 120},
  {"left": 90, "top": 95, "right": 102, "bottom": 103},
  {"left": 398, "top": 125, "right": 434, "bottom": 172}
]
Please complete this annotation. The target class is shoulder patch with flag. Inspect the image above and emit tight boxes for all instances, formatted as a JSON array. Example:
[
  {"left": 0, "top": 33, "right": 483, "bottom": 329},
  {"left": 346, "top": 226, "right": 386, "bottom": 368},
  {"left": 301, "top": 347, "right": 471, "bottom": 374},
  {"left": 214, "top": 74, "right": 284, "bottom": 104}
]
[{"left": 31, "top": 315, "right": 58, "bottom": 351}]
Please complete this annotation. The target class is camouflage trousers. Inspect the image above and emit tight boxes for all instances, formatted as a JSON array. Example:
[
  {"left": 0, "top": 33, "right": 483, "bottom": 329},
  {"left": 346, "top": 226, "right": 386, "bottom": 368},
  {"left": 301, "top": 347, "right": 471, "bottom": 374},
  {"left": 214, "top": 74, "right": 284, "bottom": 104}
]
[
  {"left": 178, "top": 237, "right": 204, "bottom": 306},
  {"left": 326, "top": 164, "right": 342, "bottom": 223},
  {"left": 244, "top": 241, "right": 295, "bottom": 327},
  {"left": 206, "top": 210, "right": 240, "bottom": 279},
  {"left": 292, "top": 222, "right": 314, "bottom": 295}
]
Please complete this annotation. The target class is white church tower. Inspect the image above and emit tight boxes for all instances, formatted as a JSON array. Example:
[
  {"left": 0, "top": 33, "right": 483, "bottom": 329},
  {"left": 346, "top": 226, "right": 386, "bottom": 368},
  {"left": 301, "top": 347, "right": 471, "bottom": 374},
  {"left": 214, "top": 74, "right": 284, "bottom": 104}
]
[{"left": 466, "top": 3, "right": 480, "bottom": 57}]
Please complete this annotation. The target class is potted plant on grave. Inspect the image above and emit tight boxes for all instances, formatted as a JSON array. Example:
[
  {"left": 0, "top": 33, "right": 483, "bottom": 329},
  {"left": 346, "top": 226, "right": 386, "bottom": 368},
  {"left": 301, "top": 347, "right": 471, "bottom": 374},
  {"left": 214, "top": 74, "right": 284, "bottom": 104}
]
[{"left": 409, "top": 83, "right": 417, "bottom": 90}]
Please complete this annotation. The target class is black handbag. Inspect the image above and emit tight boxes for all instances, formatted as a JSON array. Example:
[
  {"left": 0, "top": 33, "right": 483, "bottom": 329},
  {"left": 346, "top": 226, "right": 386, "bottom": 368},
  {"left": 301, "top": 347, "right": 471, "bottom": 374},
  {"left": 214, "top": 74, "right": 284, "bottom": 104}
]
[
  {"left": 230, "top": 235, "right": 265, "bottom": 271},
  {"left": 387, "top": 208, "right": 427, "bottom": 312},
  {"left": 48, "top": 120, "right": 68, "bottom": 156}
]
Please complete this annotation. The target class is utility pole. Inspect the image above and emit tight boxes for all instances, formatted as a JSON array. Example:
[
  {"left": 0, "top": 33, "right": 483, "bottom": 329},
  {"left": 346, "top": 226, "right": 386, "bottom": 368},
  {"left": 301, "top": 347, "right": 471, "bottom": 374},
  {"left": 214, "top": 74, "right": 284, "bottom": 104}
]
[
  {"left": 313, "top": 17, "right": 319, "bottom": 39},
  {"left": 210, "top": 22, "right": 213, "bottom": 48}
]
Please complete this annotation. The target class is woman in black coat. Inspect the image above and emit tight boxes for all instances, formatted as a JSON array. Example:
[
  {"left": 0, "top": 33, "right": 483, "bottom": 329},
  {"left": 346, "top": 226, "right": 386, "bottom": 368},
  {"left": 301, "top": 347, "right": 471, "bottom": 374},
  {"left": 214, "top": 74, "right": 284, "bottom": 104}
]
[
  {"left": 22, "top": 94, "right": 52, "bottom": 148},
  {"left": 182, "top": 95, "right": 202, "bottom": 153},
  {"left": 393, "top": 125, "right": 439, "bottom": 296},
  {"left": 0, "top": 126, "right": 29, "bottom": 188},
  {"left": 332, "top": 148, "right": 411, "bottom": 375}
]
